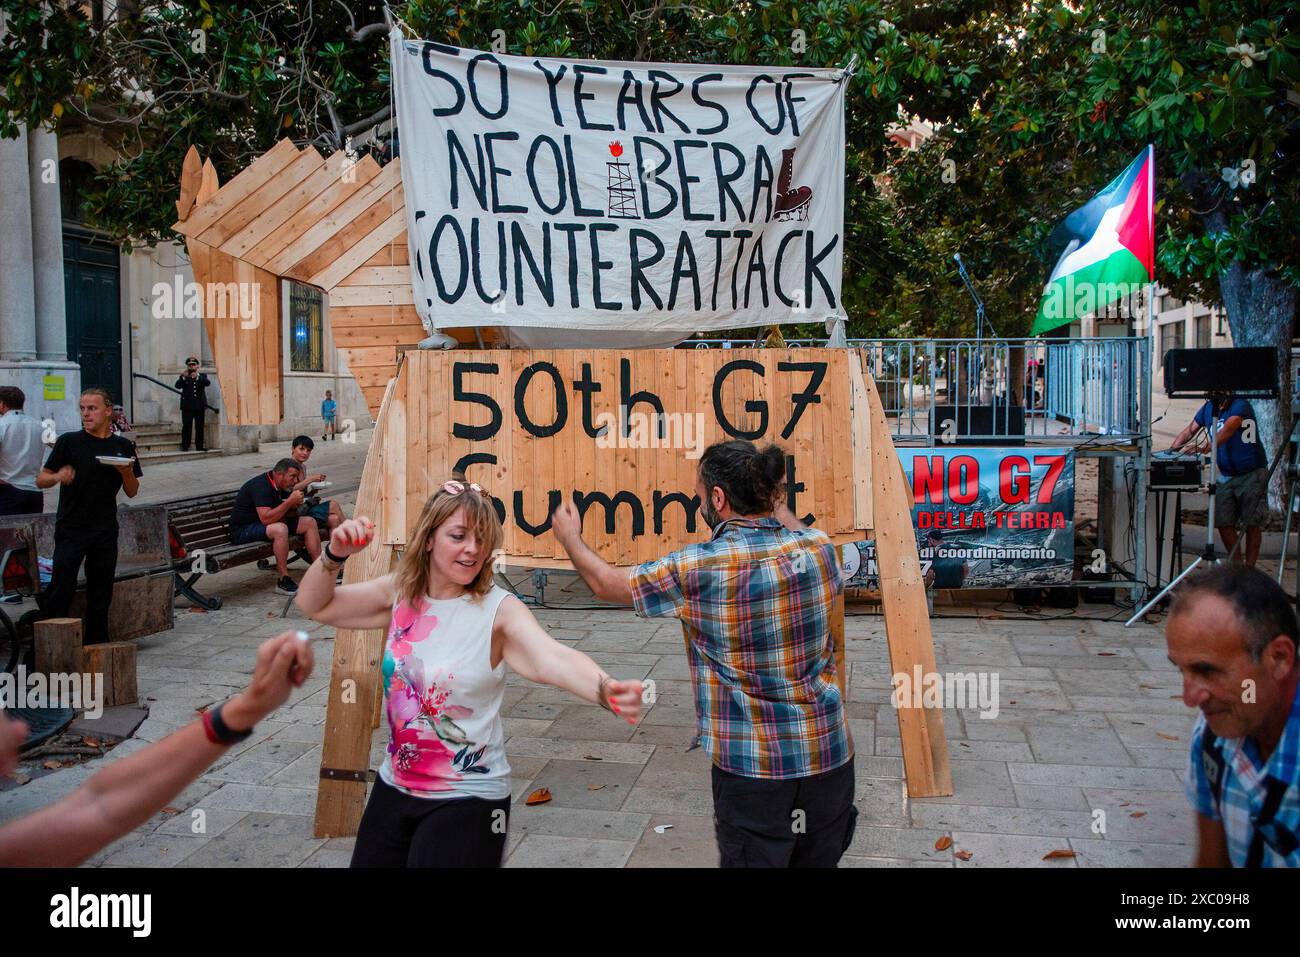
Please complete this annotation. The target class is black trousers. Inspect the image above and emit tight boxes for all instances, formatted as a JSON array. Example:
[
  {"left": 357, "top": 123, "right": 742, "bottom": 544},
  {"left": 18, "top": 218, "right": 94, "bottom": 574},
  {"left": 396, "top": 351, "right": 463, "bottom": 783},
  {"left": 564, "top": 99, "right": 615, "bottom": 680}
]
[
  {"left": 711, "top": 756, "right": 858, "bottom": 868},
  {"left": 0, "top": 484, "right": 44, "bottom": 517},
  {"left": 351, "top": 777, "right": 511, "bottom": 868},
  {"left": 180, "top": 408, "right": 205, "bottom": 451},
  {"left": 37, "top": 524, "right": 118, "bottom": 645}
]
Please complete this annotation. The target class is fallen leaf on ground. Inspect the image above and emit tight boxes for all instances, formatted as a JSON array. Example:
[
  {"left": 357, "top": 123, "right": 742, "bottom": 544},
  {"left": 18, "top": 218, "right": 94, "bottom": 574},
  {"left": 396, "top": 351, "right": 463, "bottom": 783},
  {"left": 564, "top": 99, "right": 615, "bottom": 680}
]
[
  {"left": 1157, "top": 733, "right": 1179, "bottom": 741},
  {"left": 582, "top": 754, "right": 603, "bottom": 761},
  {"left": 1130, "top": 811, "right": 1146, "bottom": 818},
  {"left": 82, "top": 737, "right": 100, "bottom": 748},
  {"left": 266, "top": 612, "right": 275, "bottom": 618},
  {"left": 654, "top": 824, "right": 674, "bottom": 834},
  {"left": 1096, "top": 652, "right": 1117, "bottom": 657},
  {"left": 587, "top": 784, "right": 605, "bottom": 791},
  {"left": 935, "top": 835, "right": 953, "bottom": 851},
  {"left": 161, "top": 807, "right": 179, "bottom": 815},
  {"left": 1042, "top": 849, "right": 1077, "bottom": 860},
  {"left": 1138, "top": 683, "right": 1156, "bottom": 689},
  {"left": 188, "top": 607, "right": 207, "bottom": 614},
  {"left": 12, "top": 772, "right": 28, "bottom": 785},
  {"left": 41, "top": 759, "right": 60, "bottom": 770},
  {"left": 955, "top": 850, "right": 973, "bottom": 861},
  {"left": 525, "top": 788, "right": 552, "bottom": 806}
]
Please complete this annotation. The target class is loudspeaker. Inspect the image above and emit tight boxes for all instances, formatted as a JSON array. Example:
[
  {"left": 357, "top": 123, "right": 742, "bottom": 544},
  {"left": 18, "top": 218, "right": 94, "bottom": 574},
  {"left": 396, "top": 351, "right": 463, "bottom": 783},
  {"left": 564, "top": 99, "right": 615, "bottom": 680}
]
[
  {"left": 932, "top": 403, "right": 1026, "bottom": 447},
  {"left": 1163, "top": 347, "right": 1279, "bottom": 398}
]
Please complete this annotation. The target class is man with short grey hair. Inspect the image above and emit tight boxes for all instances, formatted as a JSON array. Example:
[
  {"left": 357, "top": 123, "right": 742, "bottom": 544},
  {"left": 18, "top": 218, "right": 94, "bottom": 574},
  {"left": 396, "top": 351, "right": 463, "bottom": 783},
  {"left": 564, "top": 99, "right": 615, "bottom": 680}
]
[
  {"left": 0, "top": 386, "right": 45, "bottom": 516},
  {"left": 1166, "top": 564, "right": 1300, "bottom": 867}
]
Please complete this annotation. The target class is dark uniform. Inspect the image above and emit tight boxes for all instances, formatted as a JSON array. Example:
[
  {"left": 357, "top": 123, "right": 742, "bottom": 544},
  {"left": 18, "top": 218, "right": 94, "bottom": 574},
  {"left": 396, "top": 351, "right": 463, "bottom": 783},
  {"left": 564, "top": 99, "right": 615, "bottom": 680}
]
[{"left": 174, "top": 370, "right": 211, "bottom": 452}]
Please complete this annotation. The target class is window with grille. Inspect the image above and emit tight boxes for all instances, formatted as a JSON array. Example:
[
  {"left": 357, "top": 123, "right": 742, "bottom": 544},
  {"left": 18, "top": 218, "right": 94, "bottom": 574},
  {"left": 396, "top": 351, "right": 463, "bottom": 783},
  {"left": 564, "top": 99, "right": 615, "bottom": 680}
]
[
  {"left": 1195, "top": 315, "right": 1211, "bottom": 349},
  {"left": 289, "top": 282, "right": 324, "bottom": 372},
  {"left": 1158, "top": 321, "right": 1182, "bottom": 366}
]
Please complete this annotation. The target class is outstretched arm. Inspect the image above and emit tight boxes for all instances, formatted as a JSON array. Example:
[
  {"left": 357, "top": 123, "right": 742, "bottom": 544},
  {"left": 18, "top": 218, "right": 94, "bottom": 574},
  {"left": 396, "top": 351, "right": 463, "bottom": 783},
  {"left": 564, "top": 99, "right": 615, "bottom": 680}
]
[
  {"left": 550, "top": 499, "right": 634, "bottom": 604},
  {"left": 0, "top": 631, "right": 313, "bottom": 867},
  {"left": 295, "top": 518, "right": 393, "bottom": 630},
  {"left": 494, "top": 595, "right": 642, "bottom": 721}
]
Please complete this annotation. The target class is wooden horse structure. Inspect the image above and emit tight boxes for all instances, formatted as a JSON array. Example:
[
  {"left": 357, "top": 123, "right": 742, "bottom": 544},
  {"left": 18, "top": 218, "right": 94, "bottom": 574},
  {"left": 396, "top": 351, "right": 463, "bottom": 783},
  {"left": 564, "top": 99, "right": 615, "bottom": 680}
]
[{"left": 173, "top": 139, "right": 953, "bottom": 838}]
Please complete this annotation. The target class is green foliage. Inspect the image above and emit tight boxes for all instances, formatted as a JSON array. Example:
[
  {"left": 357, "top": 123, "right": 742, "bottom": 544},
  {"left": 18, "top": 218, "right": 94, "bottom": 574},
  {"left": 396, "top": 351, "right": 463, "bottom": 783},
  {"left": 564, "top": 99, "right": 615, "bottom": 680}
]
[{"left": 0, "top": 0, "right": 1295, "bottom": 338}]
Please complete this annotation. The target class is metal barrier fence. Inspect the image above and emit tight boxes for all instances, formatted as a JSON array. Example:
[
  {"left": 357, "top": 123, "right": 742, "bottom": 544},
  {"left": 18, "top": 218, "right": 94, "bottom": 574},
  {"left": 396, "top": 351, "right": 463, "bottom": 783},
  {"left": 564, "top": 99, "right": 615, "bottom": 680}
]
[{"left": 686, "top": 337, "right": 1143, "bottom": 444}]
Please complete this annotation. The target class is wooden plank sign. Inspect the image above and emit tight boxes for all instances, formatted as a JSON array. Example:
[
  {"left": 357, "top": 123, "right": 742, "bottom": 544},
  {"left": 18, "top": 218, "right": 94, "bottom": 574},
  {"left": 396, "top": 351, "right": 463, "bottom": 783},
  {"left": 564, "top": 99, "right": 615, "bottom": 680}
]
[{"left": 381, "top": 348, "right": 866, "bottom": 564}]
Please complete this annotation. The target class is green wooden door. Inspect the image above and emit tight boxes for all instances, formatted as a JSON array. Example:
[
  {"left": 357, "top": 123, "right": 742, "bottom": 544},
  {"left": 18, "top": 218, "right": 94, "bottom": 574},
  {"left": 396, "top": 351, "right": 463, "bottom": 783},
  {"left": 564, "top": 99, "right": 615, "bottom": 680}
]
[{"left": 62, "top": 230, "right": 122, "bottom": 405}]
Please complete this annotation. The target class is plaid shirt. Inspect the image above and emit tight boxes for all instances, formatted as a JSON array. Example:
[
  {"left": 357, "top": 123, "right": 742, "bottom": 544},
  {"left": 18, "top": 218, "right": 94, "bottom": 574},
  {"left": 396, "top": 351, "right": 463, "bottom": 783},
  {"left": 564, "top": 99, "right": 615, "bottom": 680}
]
[
  {"left": 630, "top": 516, "right": 851, "bottom": 780},
  {"left": 1185, "top": 684, "right": 1300, "bottom": 867}
]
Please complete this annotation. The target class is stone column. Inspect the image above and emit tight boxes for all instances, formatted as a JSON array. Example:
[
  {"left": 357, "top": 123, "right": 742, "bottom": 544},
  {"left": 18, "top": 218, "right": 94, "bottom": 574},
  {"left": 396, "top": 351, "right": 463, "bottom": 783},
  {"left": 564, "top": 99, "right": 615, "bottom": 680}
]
[
  {"left": 0, "top": 124, "right": 37, "bottom": 361},
  {"left": 28, "top": 123, "right": 67, "bottom": 362}
]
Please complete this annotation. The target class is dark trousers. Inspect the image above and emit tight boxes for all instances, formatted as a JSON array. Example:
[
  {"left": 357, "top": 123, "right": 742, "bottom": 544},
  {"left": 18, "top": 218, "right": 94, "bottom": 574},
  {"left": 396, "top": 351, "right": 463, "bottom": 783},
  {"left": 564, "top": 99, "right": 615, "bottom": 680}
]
[
  {"left": 37, "top": 524, "right": 118, "bottom": 645},
  {"left": 0, "top": 484, "right": 44, "bottom": 517},
  {"left": 711, "top": 756, "right": 858, "bottom": 868},
  {"left": 351, "top": 777, "right": 511, "bottom": 868},
  {"left": 180, "top": 408, "right": 205, "bottom": 451}
]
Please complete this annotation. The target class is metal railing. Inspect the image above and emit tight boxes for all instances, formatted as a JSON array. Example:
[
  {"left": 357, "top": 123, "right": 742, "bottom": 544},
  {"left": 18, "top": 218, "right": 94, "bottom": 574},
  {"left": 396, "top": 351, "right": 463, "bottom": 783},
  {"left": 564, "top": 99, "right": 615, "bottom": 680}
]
[{"left": 685, "top": 336, "right": 1143, "bottom": 444}]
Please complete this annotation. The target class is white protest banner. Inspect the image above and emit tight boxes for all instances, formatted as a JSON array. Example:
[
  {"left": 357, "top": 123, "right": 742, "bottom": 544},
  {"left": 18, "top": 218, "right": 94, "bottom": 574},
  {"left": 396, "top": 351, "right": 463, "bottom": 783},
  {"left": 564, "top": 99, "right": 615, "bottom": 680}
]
[{"left": 390, "top": 27, "right": 847, "bottom": 335}]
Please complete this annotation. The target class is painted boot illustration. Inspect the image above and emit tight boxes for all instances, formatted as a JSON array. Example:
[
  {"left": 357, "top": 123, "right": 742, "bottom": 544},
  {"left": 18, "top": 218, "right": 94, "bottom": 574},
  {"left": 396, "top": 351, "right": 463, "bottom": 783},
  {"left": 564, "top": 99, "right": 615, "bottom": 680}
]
[{"left": 774, "top": 147, "right": 812, "bottom": 221}]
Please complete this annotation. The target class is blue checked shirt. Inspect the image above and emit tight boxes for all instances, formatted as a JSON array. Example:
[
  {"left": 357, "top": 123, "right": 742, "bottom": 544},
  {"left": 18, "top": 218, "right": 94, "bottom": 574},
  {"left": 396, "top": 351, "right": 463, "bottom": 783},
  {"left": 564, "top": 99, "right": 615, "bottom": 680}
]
[
  {"left": 629, "top": 516, "right": 851, "bottom": 780},
  {"left": 1184, "top": 685, "right": 1300, "bottom": 867}
]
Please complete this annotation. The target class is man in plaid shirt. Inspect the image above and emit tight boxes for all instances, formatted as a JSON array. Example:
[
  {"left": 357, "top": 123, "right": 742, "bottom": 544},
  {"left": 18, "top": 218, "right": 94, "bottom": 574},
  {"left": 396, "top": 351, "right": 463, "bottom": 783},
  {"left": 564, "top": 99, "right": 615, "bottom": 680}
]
[
  {"left": 552, "top": 439, "right": 856, "bottom": 867},
  {"left": 1166, "top": 564, "right": 1300, "bottom": 867}
]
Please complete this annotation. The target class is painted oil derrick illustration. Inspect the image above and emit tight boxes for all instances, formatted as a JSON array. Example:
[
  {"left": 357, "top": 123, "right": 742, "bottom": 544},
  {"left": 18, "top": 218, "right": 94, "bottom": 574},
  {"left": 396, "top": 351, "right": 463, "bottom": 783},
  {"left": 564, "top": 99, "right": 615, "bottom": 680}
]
[{"left": 606, "top": 141, "right": 640, "bottom": 219}]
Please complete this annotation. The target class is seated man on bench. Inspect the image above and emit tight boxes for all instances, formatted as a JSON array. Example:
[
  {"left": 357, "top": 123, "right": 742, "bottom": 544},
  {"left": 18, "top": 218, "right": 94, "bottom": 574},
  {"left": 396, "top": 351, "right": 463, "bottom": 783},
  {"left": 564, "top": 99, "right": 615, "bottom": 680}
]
[
  {"left": 288, "top": 435, "right": 344, "bottom": 536},
  {"left": 230, "top": 457, "right": 321, "bottom": 595}
]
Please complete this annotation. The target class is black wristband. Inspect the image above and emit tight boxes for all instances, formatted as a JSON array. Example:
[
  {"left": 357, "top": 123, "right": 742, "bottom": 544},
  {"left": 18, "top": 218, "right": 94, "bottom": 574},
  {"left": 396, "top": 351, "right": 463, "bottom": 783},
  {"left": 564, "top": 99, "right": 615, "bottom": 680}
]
[
  {"left": 323, "top": 543, "right": 348, "bottom": 565},
  {"left": 210, "top": 702, "right": 253, "bottom": 744}
]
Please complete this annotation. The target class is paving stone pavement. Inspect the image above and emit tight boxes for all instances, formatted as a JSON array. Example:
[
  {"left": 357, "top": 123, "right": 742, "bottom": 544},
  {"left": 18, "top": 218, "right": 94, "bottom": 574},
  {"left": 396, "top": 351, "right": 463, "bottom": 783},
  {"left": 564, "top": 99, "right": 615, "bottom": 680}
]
[{"left": 0, "top": 433, "right": 1202, "bottom": 868}]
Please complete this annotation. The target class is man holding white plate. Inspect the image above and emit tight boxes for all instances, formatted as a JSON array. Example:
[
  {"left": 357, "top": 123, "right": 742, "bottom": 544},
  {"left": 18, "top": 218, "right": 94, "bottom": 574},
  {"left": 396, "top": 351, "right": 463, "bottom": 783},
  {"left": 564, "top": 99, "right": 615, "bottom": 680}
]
[{"left": 35, "top": 387, "right": 142, "bottom": 645}]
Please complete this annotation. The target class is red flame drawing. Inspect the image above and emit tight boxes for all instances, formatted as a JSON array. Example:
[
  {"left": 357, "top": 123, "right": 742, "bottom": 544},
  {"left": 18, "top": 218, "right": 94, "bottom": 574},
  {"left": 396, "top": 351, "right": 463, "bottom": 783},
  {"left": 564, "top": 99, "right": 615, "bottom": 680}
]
[{"left": 609, "top": 141, "right": 623, "bottom": 158}]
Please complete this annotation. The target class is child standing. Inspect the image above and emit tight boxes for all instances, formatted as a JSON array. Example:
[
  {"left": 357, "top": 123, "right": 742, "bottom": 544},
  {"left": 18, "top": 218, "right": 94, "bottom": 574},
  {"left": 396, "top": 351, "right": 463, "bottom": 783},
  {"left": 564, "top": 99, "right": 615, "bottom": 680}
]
[{"left": 321, "top": 390, "right": 337, "bottom": 441}]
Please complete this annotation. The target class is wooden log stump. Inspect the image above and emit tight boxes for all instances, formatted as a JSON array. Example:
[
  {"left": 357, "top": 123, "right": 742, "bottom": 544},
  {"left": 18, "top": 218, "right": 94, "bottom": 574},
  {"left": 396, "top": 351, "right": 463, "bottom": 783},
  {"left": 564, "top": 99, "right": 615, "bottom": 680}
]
[
  {"left": 80, "top": 642, "right": 138, "bottom": 708},
  {"left": 34, "top": 618, "right": 82, "bottom": 676}
]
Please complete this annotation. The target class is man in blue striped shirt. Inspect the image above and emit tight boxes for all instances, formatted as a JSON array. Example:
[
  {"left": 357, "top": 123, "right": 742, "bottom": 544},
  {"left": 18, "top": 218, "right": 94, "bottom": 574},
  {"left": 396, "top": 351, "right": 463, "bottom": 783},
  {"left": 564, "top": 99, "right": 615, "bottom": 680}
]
[{"left": 1166, "top": 564, "right": 1300, "bottom": 867}]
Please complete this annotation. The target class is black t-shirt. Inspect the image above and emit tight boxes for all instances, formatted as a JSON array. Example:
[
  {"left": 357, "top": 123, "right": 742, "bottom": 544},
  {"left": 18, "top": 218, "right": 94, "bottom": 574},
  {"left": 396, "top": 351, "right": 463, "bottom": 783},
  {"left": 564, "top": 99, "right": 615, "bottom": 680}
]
[
  {"left": 232, "top": 471, "right": 295, "bottom": 530},
  {"left": 42, "top": 430, "right": 142, "bottom": 529}
]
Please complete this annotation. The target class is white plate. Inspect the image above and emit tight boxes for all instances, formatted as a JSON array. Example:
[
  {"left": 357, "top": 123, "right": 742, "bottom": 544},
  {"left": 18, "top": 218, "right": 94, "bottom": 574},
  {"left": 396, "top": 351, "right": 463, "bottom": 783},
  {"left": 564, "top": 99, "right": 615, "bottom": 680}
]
[{"left": 96, "top": 455, "right": 134, "bottom": 466}]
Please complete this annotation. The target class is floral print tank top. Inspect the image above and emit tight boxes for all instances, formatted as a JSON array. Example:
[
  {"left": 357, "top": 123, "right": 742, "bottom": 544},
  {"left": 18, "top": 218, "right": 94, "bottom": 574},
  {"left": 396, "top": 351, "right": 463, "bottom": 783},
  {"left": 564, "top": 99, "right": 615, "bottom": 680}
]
[{"left": 377, "top": 585, "right": 512, "bottom": 800}]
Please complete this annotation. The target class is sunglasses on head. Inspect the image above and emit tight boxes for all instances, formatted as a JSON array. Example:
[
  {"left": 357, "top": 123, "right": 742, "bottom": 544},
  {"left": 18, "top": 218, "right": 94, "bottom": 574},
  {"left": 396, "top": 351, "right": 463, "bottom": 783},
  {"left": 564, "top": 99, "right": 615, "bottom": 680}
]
[{"left": 442, "top": 480, "right": 490, "bottom": 498}]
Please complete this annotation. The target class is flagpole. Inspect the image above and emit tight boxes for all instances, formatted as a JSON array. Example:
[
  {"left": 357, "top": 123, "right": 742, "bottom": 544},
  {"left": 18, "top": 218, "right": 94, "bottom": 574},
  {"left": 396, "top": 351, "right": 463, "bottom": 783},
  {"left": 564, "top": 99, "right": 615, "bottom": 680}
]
[{"left": 1132, "top": 143, "right": 1156, "bottom": 606}]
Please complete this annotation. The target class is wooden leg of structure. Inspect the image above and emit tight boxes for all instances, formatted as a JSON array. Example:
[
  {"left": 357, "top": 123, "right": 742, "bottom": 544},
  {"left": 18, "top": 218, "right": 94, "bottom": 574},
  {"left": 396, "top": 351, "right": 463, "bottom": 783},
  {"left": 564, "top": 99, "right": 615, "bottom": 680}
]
[
  {"left": 313, "top": 379, "right": 396, "bottom": 838},
  {"left": 861, "top": 363, "right": 953, "bottom": 798}
]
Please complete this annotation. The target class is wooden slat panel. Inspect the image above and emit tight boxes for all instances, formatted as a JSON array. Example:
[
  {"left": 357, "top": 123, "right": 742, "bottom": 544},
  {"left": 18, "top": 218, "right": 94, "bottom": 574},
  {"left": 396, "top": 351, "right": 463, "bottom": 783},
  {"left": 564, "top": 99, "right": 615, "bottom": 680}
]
[
  {"left": 330, "top": 305, "right": 422, "bottom": 328},
  {"left": 849, "top": 350, "right": 875, "bottom": 532},
  {"left": 196, "top": 146, "right": 327, "bottom": 248},
  {"left": 306, "top": 208, "right": 407, "bottom": 291},
  {"left": 314, "top": 377, "right": 396, "bottom": 838},
  {"left": 865, "top": 370, "right": 952, "bottom": 798},
  {"left": 338, "top": 266, "right": 412, "bottom": 286},
  {"left": 224, "top": 150, "right": 350, "bottom": 260},
  {"left": 327, "top": 284, "right": 414, "bottom": 308},
  {"left": 288, "top": 187, "right": 403, "bottom": 283},
  {"left": 176, "top": 145, "right": 202, "bottom": 221},
  {"left": 339, "top": 345, "right": 398, "bottom": 368},
  {"left": 244, "top": 154, "right": 383, "bottom": 268},
  {"left": 261, "top": 157, "right": 397, "bottom": 274},
  {"left": 333, "top": 324, "right": 427, "bottom": 348},
  {"left": 174, "top": 138, "right": 300, "bottom": 236}
]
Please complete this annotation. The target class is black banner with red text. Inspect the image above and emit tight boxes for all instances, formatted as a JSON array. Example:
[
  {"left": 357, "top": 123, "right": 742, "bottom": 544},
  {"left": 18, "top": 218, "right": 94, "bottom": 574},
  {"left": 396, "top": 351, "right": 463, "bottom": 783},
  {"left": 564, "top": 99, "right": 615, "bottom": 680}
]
[{"left": 842, "top": 447, "right": 1075, "bottom": 589}]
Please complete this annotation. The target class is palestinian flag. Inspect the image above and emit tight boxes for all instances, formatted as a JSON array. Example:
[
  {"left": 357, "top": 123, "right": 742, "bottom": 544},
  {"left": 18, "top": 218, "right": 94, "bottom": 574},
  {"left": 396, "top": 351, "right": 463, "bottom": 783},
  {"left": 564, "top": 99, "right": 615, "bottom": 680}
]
[{"left": 1033, "top": 146, "right": 1155, "bottom": 335}]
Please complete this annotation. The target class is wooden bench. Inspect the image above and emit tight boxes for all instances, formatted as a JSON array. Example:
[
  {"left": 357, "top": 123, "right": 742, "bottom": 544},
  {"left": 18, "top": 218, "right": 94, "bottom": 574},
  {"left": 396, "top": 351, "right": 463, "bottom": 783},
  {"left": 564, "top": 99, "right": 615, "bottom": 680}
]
[{"left": 164, "top": 490, "right": 308, "bottom": 610}]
